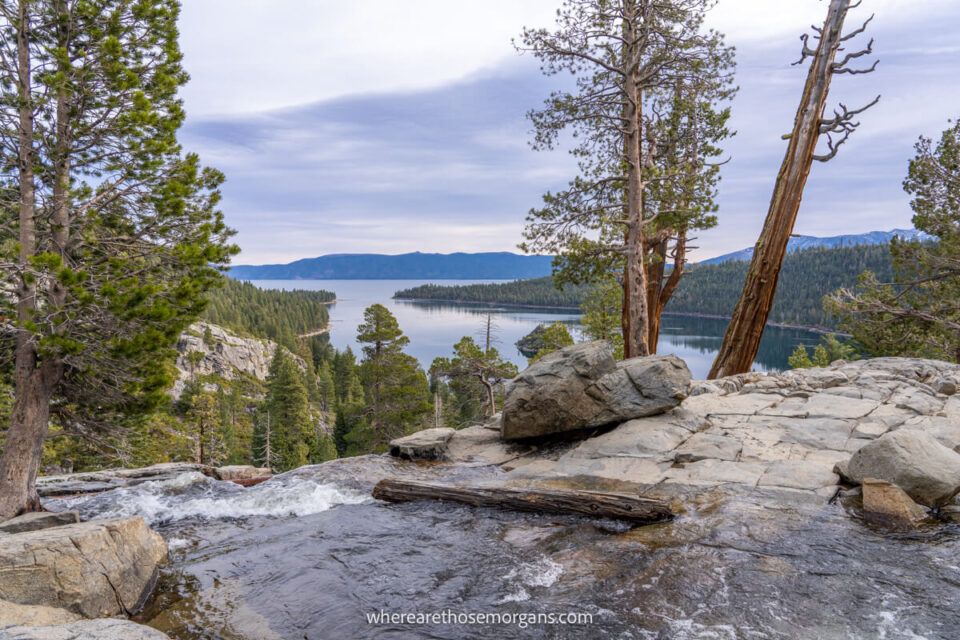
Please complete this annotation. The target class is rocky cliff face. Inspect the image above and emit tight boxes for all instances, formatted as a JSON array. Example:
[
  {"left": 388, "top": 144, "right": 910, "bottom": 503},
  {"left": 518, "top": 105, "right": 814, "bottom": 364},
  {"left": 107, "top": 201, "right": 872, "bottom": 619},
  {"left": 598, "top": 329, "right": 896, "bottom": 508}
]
[{"left": 173, "top": 322, "right": 306, "bottom": 398}]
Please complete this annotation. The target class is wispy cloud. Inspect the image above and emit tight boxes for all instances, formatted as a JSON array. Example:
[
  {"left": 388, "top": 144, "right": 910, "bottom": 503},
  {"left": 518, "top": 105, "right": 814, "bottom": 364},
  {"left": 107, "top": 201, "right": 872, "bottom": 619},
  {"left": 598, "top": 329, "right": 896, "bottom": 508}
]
[{"left": 178, "top": 0, "right": 960, "bottom": 263}]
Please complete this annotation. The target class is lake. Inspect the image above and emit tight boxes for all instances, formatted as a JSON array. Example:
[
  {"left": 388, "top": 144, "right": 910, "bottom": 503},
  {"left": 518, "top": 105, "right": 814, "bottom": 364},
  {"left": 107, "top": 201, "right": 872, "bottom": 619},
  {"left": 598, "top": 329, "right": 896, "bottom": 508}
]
[{"left": 248, "top": 279, "right": 823, "bottom": 379}]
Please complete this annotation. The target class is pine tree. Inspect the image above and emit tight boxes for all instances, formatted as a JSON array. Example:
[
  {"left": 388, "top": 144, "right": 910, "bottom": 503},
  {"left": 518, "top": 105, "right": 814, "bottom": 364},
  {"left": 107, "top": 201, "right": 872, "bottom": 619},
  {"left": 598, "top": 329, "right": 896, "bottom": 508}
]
[
  {"left": 517, "top": 0, "right": 735, "bottom": 357},
  {"left": 187, "top": 393, "right": 223, "bottom": 466},
  {"left": 0, "top": 0, "right": 237, "bottom": 518},
  {"left": 828, "top": 118, "right": 960, "bottom": 361},
  {"left": 530, "top": 323, "right": 575, "bottom": 363},
  {"left": 788, "top": 335, "right": 858, "bottom": 369},
  {"left": 580, "top": 278, "right": 625, "bottom": 358},
  {"left": 332, "top": 347, "right": 359, "bottom": 403},
  {"left": 316, "top": 361, "right": 336, "bottom": 412},
  {"left": 432, "top": 337, "right": 518, "bottom": 420},
  {"left": 355, "top": 305, "right": 432, "bottom": 450},
  {"left": 254, "top": 350, "right": 314, "bottom": 471}
]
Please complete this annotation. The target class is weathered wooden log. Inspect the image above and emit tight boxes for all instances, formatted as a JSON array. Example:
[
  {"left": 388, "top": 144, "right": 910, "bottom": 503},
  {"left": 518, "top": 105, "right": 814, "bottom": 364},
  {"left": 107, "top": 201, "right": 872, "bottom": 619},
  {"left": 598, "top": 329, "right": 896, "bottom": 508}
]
[{"left": 372, "top": 479, "right": 673, "bottom": 524}]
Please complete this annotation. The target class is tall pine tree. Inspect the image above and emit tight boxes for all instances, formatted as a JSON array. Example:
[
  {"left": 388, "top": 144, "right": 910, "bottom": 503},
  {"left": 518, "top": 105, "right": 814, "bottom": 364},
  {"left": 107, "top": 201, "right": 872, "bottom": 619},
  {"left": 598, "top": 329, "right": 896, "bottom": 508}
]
[
  {"left": 0, "top": 0, "right": 236, "bottom": 518},
  {"left": 355, "top": 305, "right": 432, "bottom": 450},
  {"left": 254, "top": 350, "right": 313, "bottom": 472}
]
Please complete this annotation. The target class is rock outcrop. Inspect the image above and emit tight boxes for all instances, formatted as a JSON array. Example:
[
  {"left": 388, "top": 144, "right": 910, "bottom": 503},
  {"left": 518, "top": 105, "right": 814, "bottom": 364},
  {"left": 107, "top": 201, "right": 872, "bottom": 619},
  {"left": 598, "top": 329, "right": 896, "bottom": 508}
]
[
  {"left": 392, "top": 357, "right": 960, "bottom": 511},
  {"left": 0, "top": 517, "right": 167, "bottom": 618},
  {"left": 498, "top": 357, "right": 960, "bottom": 503},
  {"left": 0, "top": 619, "right": 172, "bottom": 640},
  {"left": 172, "top": 322, "right": 309, "bottom": 398},
  {"left": 173, "top": 322, "right": 278, "bottom": 398},
  {"left": 501, "top": 341, "right": 690, "bottom": 440},
  {"left": 0, "top": 512, "right": 79, "bottom": 535},
  {"left": 845, "top": 429, "right": 960, "bottom": 507}
]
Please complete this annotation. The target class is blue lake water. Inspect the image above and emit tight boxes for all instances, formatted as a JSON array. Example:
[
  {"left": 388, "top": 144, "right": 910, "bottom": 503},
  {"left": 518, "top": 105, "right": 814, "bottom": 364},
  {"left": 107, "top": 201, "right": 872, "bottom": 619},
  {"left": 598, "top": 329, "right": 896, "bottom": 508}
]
[{"left": 248, "top": 279, "right": 822, "bottom": 379}]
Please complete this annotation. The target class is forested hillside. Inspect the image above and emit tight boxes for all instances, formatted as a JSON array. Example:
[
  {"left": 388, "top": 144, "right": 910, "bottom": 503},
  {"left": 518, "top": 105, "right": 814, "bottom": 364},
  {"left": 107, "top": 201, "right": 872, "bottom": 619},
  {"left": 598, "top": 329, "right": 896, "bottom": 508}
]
[
  {"left": 669, "top": 244, "right": 894, "bottom": 327},
  {"left": 394, "top": 245, "right": 895, "bottom": 329},
  {"left": 203, "top": 279, "right": 335, "bottom": 349},
  {"left": 700, "top": 229, "right": 925, "bottom": 264},
  {"left": 394, "top": 277, "right": 590, "bottom": 308}
]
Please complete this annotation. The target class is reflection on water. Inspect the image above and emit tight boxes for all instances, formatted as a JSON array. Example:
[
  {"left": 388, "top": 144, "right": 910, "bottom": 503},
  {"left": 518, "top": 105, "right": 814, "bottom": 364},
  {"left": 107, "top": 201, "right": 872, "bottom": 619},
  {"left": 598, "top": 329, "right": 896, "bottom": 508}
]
[
  {"left": 658, "top": 314, "right": 823, "bottom": 375},
  {"left": 248, "top": 280, "right": 823, "bottom": 379}
]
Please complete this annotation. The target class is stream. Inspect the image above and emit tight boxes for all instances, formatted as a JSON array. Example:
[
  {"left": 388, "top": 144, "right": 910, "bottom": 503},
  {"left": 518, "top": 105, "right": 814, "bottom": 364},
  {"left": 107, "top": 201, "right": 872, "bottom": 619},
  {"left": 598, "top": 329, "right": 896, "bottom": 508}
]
[{"left": 49, "top": 457, "right": 960, "bottom": 639}]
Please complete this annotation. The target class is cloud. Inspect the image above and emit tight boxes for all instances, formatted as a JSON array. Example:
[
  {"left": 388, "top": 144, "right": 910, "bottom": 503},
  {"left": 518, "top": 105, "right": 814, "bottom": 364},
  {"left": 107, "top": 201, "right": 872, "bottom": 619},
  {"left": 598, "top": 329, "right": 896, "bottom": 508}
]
[
  {"left": 181, "top": 63, "right": 577, "bottom": 262},
  {"left": 178, "top": 0, "right": 559, "bottom": 117},
  {"left": 178, "top": 0, "right": 960, "bottom": 263}
]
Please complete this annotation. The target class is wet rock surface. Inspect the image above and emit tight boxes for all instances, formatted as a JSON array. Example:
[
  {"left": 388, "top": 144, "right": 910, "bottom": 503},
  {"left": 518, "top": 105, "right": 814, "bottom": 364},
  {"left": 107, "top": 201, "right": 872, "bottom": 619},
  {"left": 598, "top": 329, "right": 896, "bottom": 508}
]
[
  {"left": 861, "top": 478, "right": 929, "bottom": 525},
  {"left": 0, "top": 517, "right": 167, "bottom": 618},
  {"left": 48, "top": 452, "right": 960, "bottom": 640},
  {"left": 36, "top": 463, "right": 214, "bottom": 498},
  {"left": 27, "top": 357, "right": 960, "bottom": 639}
]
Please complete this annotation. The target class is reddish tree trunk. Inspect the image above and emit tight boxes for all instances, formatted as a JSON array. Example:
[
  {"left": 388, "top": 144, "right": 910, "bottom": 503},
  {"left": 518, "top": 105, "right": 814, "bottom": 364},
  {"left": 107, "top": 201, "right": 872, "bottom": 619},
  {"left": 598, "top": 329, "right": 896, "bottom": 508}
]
[{"left": 709, "top": 0, "right": 852, "bottom": 379}]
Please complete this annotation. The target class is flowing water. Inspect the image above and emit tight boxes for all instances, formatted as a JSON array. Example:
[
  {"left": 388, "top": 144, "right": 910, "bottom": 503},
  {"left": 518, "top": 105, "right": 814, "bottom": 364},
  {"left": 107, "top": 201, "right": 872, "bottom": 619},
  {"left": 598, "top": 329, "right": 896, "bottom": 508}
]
[
  {"left": 248, "top": 279, "right": 822, "bottom": 378},
  {"left": 50, "top": 458, "right": 960, "bottom": 639}
]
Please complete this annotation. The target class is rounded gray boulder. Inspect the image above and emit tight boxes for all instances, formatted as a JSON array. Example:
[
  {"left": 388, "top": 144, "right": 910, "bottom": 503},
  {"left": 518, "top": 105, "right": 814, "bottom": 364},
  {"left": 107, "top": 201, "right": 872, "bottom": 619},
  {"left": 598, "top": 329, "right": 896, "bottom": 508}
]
[
  {"left": 846, "top": 429, "right": 960, "bottom": 507},
  {"left": 501, "top": 341, "right": 690, "bottom": 440}
]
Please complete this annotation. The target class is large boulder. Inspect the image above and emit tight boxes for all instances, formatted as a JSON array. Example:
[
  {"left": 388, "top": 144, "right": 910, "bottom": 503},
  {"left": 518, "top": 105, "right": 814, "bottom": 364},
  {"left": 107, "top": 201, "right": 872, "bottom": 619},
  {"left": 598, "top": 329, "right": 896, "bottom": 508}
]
[
  {"left": 846, "top": 430, "right": 960, "bottom": 507},
  {"left": 389, "top": 428, "right": 456, "bottom": 460},
  {"left": 0, "top": 517, "right": 167, "bottom": 618},
  {"left": 0, "top": 619, "right": 172, "bottom": 640},
  {"left": 501, "top": 341, "right": 690, "bottom": 440}
]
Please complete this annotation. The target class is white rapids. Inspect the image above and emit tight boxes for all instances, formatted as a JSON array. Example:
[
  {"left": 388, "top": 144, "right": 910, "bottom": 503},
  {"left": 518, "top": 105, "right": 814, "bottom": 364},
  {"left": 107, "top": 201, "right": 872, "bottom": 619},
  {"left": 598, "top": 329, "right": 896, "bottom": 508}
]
[{"left": 56, "top": 471, "right": 370, "bottom": 525}]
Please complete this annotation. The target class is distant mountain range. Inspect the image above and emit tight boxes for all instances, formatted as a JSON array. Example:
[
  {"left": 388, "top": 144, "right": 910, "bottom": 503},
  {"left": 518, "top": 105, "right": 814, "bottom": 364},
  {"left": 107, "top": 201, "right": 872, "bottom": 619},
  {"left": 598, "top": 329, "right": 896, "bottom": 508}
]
[
  {"left": 229, "top": 229, "right": 924, "bottom": 280},
  {"left": 228, "top": 251, "right": 555, "bottom": 280},
  {"left": 699, "top": 228, "right": 928, "bottom": 265}
]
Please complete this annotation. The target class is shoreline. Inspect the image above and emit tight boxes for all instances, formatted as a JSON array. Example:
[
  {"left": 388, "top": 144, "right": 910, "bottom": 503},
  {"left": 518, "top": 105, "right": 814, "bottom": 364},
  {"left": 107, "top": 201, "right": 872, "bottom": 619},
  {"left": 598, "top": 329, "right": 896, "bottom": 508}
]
[
  {"left": 392, "top": 296, "right": 840, "bottom": 335},
  {"left": 298, "top": 323, "right": 331, "bottom": 338},
  {"left": 392, "top": 296, "right": 582, "bottom": 313}
]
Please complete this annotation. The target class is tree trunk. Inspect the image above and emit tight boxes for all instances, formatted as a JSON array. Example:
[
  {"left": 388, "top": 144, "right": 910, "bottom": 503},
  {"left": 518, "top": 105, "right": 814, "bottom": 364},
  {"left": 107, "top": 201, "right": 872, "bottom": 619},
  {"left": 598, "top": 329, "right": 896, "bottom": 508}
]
[
  {"left": 0, "top": 363, "right": 57, "bottom": 519},
  {"left": 709, "top": 0, "right": 851, "bottom": 379},
  {"left": 0, "top": 1, "right": 45, "bottom": 521},
  {"left": 623, "top": 8, "right": 651, "bottom": 359},
  {"left": 651, "top": 231, "right": 687, "bottom": 350},
  {"left": 372, "top": 479, "right": 673, "bottom": 524},
  {"left": 479, "top": 376, "right": 496, "bottom": 418}
]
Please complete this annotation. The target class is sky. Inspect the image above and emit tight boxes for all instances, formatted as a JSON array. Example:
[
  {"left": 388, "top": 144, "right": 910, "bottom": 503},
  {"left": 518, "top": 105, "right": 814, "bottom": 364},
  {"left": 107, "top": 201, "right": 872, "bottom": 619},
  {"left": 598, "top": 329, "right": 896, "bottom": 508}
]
[{"left": 177, "top": 0, "right": 960, "bottom": 264}]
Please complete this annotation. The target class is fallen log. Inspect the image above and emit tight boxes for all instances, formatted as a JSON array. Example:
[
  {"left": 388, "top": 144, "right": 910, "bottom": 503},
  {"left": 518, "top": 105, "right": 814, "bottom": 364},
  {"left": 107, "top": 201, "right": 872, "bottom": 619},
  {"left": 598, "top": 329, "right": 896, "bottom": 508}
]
[{"left": 371, "top": 479, "right": 672, "bottom": 524}]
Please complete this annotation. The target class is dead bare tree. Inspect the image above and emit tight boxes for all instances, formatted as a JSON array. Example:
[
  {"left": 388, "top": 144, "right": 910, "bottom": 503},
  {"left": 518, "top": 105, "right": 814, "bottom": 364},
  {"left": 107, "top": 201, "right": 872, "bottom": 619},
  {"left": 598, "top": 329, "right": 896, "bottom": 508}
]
[{"left": 708, "top": 0, "right": 879, "bottom": 379}]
